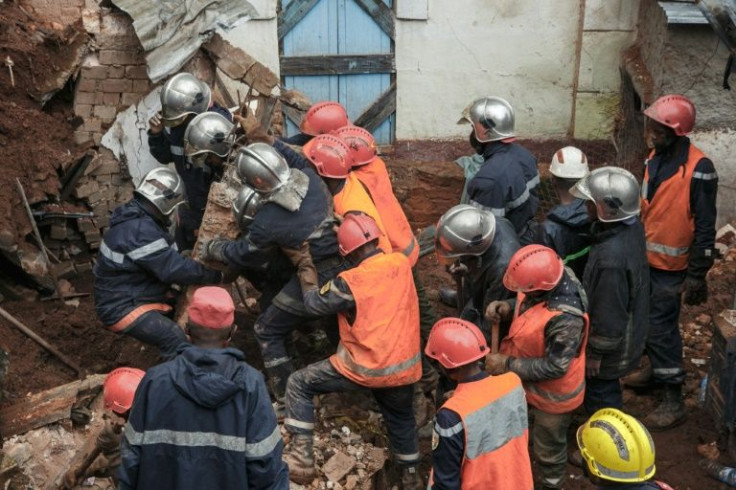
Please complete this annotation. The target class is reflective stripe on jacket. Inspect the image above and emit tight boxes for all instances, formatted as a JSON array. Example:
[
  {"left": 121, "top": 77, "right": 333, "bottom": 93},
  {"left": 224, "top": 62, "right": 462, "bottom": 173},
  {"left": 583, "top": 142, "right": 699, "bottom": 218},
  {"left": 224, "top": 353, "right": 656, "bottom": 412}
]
[
  {"left": 330, "top": 253, "right": 421, "bottom": 388},
  {"left": 500, "top": 293, "right": 589, "bottom": 413},
  {"left": 641, "top": 145, "right": 704, "bottom": 270},
  {"left": 353, "top": 157, "right": 419, "bottom": 266},
  {"left": 333, "top": 173, "right": 393, "bottom": 254},
  {"left": 431, "top": 373, "right": 533, "bottom": 490}
]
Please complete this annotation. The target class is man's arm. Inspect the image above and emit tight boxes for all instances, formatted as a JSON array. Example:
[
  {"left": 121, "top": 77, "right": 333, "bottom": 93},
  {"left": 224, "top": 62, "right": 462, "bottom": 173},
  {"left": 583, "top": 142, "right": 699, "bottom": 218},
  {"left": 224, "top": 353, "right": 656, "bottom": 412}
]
[
  {"left": 466, "top": 175, "right": 506, "bottom": 217},
  {"left": 689, "top": 157, "right": 718, "bottom": 277},
  {"left": 303, "top": 278, "right": 355, "bottom": 317},
  {"left": 430, "top": 408, "right": 464, "bottom": 490},
  {"left": 273, "top": 139, "right": 310, "bottom": 170},
  {"left": 148, "top": 130, "right": 174, "bottom": 164}
]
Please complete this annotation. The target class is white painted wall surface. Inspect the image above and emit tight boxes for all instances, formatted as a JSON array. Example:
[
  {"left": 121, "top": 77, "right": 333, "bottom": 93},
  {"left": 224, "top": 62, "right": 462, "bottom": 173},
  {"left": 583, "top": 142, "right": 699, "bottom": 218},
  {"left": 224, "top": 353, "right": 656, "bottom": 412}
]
[{"left": 690, "top": 130, "right": 736, "bottom": 228}]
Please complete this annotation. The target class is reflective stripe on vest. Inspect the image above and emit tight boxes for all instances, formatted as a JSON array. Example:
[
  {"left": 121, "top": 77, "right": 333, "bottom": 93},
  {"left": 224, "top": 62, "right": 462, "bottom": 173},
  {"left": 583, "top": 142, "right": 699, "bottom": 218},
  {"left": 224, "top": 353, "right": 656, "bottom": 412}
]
[
  {"left": 329, "top": 253, "right": 421, "bottom": 388},
  {"left": 354, "top": 158, "right": 419, "bottom": 266},
  {"left": 640, "top": 145, "right": 705, "bottom": 270},
  {"left": 108, "top": 303, "right": 173, "bottom": 332},
  {"left": 500, "top": 292, "right": 589, "bottom": 414},
  {"left": 333, "top": 173, "right": 393, "bottom": 254},
  {"left": 435, "top": 373, "right": 533, "bottom": 490},
  {"left": 100, "top": 239, "right": 176, "bottom": 265}
]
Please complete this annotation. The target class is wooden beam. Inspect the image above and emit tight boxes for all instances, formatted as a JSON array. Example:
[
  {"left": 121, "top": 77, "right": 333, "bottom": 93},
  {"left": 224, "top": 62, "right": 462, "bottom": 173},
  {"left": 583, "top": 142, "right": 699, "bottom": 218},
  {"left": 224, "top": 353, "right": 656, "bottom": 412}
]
[
  {"left": 353, "top": 0, "right": 395, "bottom": 40},
  {"left": 280, "top": 54, "right": 395, "bottom": 76},
  {"left": 353, "top": 82, "right": 396, "bottom": 132},
  {"left": 278, "top": 0, "right": 321, "bottom": 40},
  {"left": 282, "top": 104, "right": 305, "bottom": 128}
]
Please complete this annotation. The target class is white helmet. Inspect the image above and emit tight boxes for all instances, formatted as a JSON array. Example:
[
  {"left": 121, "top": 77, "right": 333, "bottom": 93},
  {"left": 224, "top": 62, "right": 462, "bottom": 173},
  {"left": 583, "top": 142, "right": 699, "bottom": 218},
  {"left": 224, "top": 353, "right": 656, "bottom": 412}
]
[
  {"left": 160, "top": 73, "right": 212, "bottom": 127},
  {"left": 549, "top": 146, "right": 589, "bottom": 179},
  {"left": 570, "top": 167, "right": 640, "bottom": 223}
]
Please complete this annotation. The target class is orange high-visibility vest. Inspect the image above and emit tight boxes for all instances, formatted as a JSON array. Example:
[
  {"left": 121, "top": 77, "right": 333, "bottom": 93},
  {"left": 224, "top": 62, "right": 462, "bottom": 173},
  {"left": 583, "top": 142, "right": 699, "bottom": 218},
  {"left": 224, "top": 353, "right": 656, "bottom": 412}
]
[
  {"left": 333, "top": 173, "right": 392, "bottom": 254},
  {"left": 500, "top": 293, "right": 588, "bottom": 414},
  {"left": 329, "top": 252, "right": 421, "bottom": 388},
  {"left": 429, "top": 373, "right": 533, "bottom": 490},
  {"left": 353, "top": 157, "right": 419, "bottom": 267},
  {"left": 640, "top": 145, "right": 705, "bottom": 271}
]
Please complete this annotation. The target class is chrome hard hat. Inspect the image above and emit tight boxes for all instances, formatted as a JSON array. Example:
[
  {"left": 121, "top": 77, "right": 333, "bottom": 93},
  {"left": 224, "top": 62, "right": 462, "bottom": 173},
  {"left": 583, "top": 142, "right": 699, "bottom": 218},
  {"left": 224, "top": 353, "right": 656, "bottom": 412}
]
[
  {"left": 160, "top": 72, "right": 212, "bottom": 127},
  {"left": 435, "top": 204, "right": 496, "bottom": 263},
  {"left": 570, "top": 167, "right": 640, "bottom": 222},
  {"left": 184, "top": 112, "right": 235, "bottom": 167},
  {"left": 232, "top": 185, "right": 262, "bottom": 230},
  {"left": 458, "top": 96, "right": 515, "bottom": 143},
  {"left": 234, "top": 142, "right": 291, "bottom": 194},
  {"left": 134, "top": 167, "right": 187, "bottom": 216}
]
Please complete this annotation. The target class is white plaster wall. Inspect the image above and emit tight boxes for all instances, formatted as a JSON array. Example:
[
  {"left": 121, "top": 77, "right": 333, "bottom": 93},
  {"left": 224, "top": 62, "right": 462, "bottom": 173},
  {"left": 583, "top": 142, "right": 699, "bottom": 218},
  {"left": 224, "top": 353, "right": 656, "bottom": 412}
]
[{"left": 690, "top": 129, "right": 736, "bottom": 228}]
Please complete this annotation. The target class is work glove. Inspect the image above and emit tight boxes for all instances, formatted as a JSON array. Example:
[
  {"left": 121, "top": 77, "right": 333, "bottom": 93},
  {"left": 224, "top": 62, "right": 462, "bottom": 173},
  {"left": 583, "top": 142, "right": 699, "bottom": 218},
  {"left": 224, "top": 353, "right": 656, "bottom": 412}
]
[
  {"left": 233, "top": 110, "right": 274, "bottom": 145},
  {"left": 281, "top": 241, "right": 319, "bottom": 294},
  {"left": 485, "top": 353, "right": 510, "bottom": 375},
  {"left": 197, "top": 238, "right": 229, "bottom": 263},
  {"left": 220, "top": 268, "right": 240, "bottom": 284},
  {"left": 484, "top": 300, "right": 512, "bottom": 324},
  {"left": 447, "top": 261, "right": 469, "bottom": 277},
  {"left": 148, "top": 111, "right": 164, "bottom": 135},
  {"left": 681, "top": 276, "right": 708, "bottom": 306}
]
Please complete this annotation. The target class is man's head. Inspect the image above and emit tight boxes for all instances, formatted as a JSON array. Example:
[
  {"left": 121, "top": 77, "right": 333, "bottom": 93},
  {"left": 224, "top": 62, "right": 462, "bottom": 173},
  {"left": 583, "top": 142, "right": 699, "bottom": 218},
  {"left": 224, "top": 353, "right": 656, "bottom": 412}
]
[
  {"left": 103, "top": 367, "right": 145, "bottom": 418},
  {"left": 337, "top": 212, "right": 382, "bottom": 264},
  {"left": 577, "top": 408, "right": 656, "bottom": 486},
  {"left": 503, "top": 245, "right": 564, "bottom": 298},
  {"left": 570, "top": 167, "right": 640, "bottom": 223},
  {"left": 458, "top": 96, "right": 516, "bottom": 144},
  {"left": 425, "top": 318, "right": 489, "bottom": 381},
  {"left": 434, "top": 204, "right": 496, "bottom": 268},
  {"left": 549, "top": 146, "right": 589, "bottom": 203},
  {"left": 160, "top": 72, "right": 212, "bottom": 128},
  {"left": 134, "top": 168, "right": 187, "bottom": 222},
  {"left": 184, "top": 112, "right": 235, "bottom": 169},
  {"left": 299, "top": 101, "right": 349, "bottom": 137},
  {"left": 186, "top": 286, "right": 237, "bottom": 348},
  {"left": 643, "top": 94, "right": 695, "bottom": 152}
]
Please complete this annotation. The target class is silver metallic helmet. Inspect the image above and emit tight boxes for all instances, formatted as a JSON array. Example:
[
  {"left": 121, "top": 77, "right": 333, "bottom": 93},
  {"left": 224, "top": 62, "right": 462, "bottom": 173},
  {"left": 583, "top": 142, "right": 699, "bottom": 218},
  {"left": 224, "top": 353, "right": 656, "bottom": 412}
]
[
  {"left": 458, "top": 96, "right": 515, "bottom": 143},
  {"left": 570, "top": 166, "right": 640, "bottom": 222},
  {"left": 232, "top": 185, "right": 262, "bottom": 230},
  {"left": 134, "top": 167, "right": 187, "bottom": 216},
  {"left": 435, "top": 204, "right": 497, "bottom": 263},
  {"left": 184, "top": 112, "right": 235, "bottom": 167},
  {"left": 160, "top": 73, "right": 212, "bottom": 127},
  {"left": 234, "top": 142, "right": 291, "bottom": 194}
]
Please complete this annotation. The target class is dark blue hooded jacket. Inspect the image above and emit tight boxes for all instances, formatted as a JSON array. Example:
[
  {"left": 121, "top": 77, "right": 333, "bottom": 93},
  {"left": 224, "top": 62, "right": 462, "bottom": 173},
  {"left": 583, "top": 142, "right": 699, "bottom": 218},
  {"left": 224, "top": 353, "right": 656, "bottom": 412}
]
[
  {"left": 93, "top": 199, "right": 221, "bottom": 326},
  {"left": 118, "top": 346, "right": 289, "bottom": 490},
  {"left": 538, "top": 198, "right": 592, "bottom": 280}
]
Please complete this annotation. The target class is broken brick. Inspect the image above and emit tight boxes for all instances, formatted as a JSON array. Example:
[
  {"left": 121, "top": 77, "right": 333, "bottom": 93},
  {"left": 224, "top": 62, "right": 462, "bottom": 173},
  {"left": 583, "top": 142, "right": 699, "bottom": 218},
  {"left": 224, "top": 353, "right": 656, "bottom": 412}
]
[
  {"left": 73, "top": 179, "right": 99, "bottom": 199},
  {"left": 74, "top": 91, "right": 95, "bottom": 105},
  {"left": 107, "top": 65, "right": 125, "bottom": 78},
  {"left": 94, "top": 105, "right": 118, "bottom": 122},
  {"left": 82, "top": 117, "right": 102, "bottom": 132},
  {"left": 74, "top": 131, "right": 93, "bottom": 145},
  {"left": 204, "top": 34, "right": 257, "bottom": 80},
  {"left": 76, "top": 77, "right": 97, "bottom": 92},
  {"left": 125, "top": 65, "right": 149, "bottom": 80},
  {"left": 103, "top": 92, "right": 121, "bottom": 105},
  {"left": 81, "top": 65, "right": 107, "bottom": 80},
  {"left": 98, "top": 49, "right": 141, "bottom": 66},
  {"left": 50, "top": 224, "right": 67, "bottom": 240},
  {"left": 132, "top": 79, "right": 151, "bottom": 93},
  {"left": 74, "top": 104, "right": 92, "bottom": 119},
  {"left": 101, "top": 79, "right": 132, "bottom": 93},
  {"left": 322, "top": 451, "right": 356, "bottom": 483},
  {"left": 76, "top": 218, "right": 96, "bottom": 233}
]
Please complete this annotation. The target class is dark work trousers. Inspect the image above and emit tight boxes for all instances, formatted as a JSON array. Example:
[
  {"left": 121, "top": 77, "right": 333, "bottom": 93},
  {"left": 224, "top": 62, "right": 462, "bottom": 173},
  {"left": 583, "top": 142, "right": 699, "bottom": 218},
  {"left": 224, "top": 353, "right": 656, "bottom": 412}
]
[
  {"left": 123, "top": 310, "right": 188, "bottom": 360},
  {"left": 583, "top": 377, "right": 623, "bottom": 414},
  {"left": 414, "top": 267, "right": 439, "bottom": 391},
  {"left": 647, "top": 267, "right": 687, "bottom": 385},
  {"left": 254, "top": 257, "right": 348, "bottom": 401},
  {"left": 285, "top": 358, "right": 420, "bottom": 466},
  {"left": 174, "top": 206, "right": 203, "bottom": 252}
]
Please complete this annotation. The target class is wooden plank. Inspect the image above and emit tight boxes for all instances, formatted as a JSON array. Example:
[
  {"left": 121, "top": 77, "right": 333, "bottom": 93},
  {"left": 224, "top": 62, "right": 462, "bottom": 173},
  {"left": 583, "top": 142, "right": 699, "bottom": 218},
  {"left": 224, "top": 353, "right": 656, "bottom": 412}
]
[
  {"left": 353, "top": 81, "right": 396, "bottom": 132},
  {"left": 282, "top": 104, "right": 304, "bottom": 128},
  {"left": 352, "top": 0, "right": 395, "bottom": 40},
  {"left": 278, "top": 0, "right": 321, "bottom": 40},
  {"left": 280, "top": 54, "right": 395, "bottom": 76}
]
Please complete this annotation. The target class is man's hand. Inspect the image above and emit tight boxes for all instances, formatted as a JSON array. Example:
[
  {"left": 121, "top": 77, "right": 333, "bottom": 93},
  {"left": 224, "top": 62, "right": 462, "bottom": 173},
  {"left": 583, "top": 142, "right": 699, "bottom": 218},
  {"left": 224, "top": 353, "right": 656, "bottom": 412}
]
[
  {"left": 681, "top": 276, "right": 708, "bottom": 306},
  {"left": 220, "top": 268, "right": 240, "bottom": 284},
  {"left": 149, "top": 111, "right": 164, "bottom": 134},
  {"left": 281, "top": 242, "right": 318, "bottom": 293},
  {"left": 586, "top": 358, "right": 602, "bottom": 378},
  {"left": 484, "top": 300, "right": 512, "bottom": 324},
  {"left": 447, "top": 261, "right": 469, "bottom": 277},
  {"left": 485, "top": 353, "right": 509, "bottom": 375},
  {"left": 197, "top": 238, "right": 229, "bottom": 263},
  {"left": 233, "top": 110, "right": 274, "bottom": 145}
]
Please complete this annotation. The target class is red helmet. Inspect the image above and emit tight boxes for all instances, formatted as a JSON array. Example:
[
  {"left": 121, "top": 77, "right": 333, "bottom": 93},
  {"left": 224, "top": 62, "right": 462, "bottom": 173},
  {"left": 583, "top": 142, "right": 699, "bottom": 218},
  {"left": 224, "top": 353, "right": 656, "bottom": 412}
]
[
  {"left": 303, "top": 134, "right": 354, "bottom": 178},
  {"left": 104, "top": 367, "right": 145, "bottom": 414},
  {"left": 299, "top": 101, "right": 350, "bottom": 136},
  {"left": 425, "top": 318, "right": 489, "bottom": 369},
  {"left": 503, "top": 245, "right": 564, "bottom": 293},
  {"left": 337, "top": 213, "right": 381, "bottom": 256},
  {"left": 643, "top": 94, "right": 695, "bottom": 136},
  {"left": 334, "top": 125, "right": 377, "bottom": 167}
]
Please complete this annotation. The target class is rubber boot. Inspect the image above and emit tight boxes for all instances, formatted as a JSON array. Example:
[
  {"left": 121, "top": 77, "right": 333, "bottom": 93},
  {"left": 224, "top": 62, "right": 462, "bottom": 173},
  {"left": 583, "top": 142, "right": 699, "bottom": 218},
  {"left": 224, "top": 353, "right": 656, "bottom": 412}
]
[
  {"left": 401, "top": 465, "right": 424, "bottom": 490},
  {"left": 283, "top": 434, "right": 316, "bottom": 484},
  {"left": 644, "top": 383, "right": 686, "bottom": 431},
  {"left": 438, "top": 287, "right": 458, "bottom": 307},
  {"left": 266, "top": 363, "right": 292, "bottom": 422},
  {"left": 621, "top": 364, "right": 653, "bottom": 389}
]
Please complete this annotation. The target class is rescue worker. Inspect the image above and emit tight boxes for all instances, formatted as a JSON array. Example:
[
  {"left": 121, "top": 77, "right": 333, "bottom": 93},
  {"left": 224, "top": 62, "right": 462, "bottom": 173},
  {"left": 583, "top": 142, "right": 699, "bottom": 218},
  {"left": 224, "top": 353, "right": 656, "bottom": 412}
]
[
  {"left": 283, "top": 214, "right": 423, "bottom": 489},
  {"left": 424, "top": 317, "right": 533, "bottom": 489},
  {"left": 93, "top": 168, "right": 226, "bottom": 359},
  {"left": 624, "top": 94, "right": 718, "bottom": 431},
  {"left": 197, "top": 143, "right": 344, "bottom": 415},
  {"left": 183, "top": 111, "right": 235, "bottom": 171},
  {"left": 569, "top": 167, "right": 648, "bottom": 414},
  {"left": 577, "top": 408, "right": 674, "bottom": 489},
  {"left": 63, "top": 367, "right": 145, "bottom": 489},
  {"left": 537, "top": 146, "right": 591, "bottom": 280},
  {"left": 118, "top": 286, "right": 288, "bottom": 489},
  {"left": 148, "top": 72, "right": 232, "bottom": 250},
  {"left": 484, "top": 244, "right": 588, "bottom": 490}
]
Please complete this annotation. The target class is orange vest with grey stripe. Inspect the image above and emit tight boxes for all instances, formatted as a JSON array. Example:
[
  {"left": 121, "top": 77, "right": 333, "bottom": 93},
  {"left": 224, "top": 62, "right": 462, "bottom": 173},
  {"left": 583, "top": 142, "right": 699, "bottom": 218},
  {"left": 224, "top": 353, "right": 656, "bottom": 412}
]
[
  {"left": 333, "top": 173, "right": 393, "bottom": 254},
  {"left": 329, "top": 252, "right": 421, "bottom": 388},
  {"left": 353, "top": 157, "right": 419, "bottom": 267},
  {"left": 430, "top": 373, "right": 533, "bottom": 490},
  {"left": 500, "top": 293, "right": 589, "bottom": 414},
  {"left": 641, "top": 145, "right": 705, "bottom": 271}
]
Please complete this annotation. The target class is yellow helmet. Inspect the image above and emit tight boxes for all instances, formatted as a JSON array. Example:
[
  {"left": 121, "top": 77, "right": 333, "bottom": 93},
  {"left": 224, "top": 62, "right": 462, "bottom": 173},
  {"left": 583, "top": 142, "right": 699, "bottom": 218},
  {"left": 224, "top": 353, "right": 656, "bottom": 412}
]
[{"left": 577, "top": 408, "right": 656, "bottom": 483}]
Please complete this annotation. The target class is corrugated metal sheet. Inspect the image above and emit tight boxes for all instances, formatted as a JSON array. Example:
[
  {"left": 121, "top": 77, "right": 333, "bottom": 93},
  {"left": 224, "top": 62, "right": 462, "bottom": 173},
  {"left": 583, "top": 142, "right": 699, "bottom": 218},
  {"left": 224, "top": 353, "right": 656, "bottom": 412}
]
[
  {"left": 110, "top": 0, "right": 257, "bottom": 82},
  {"left": 659, "top": 1, "right": 709, "bottom": 24}
]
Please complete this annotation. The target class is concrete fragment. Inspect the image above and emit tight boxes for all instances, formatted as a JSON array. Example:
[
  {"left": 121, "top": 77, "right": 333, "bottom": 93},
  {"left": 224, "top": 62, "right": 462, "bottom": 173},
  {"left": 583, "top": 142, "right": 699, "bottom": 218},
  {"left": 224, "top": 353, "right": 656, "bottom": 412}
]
[{"left": 323, "top": 451, "right": 357, "bottom": 484}]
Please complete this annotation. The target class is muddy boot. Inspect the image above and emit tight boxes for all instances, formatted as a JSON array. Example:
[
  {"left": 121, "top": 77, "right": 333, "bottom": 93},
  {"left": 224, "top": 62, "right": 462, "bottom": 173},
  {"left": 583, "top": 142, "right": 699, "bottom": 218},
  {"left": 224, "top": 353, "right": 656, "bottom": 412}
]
[
  {"left": 644, "top": 384, "right": 686, "bottom": 431},
  {"left": 401, "top": 465, "right": 424, "bottom": 490},
  {"left": 622, "top": 364, "right": 653, "bottom": 389},
  {"left": 272, "top": 401, "right": 285, "bottom": 422},
  {"left": 283, "top": 434, "right": 316, "bottom": 484}
]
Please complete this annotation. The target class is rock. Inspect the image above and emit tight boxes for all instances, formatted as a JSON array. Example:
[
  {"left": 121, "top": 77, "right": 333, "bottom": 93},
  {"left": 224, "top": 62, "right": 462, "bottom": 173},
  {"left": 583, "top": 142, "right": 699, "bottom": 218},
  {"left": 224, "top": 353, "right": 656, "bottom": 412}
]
[
  {"left": 697, "top": 442, "right": 720, "bottom": 460},
  {"left": 696, "top": 314, "right": 712, "bottom": 326},
  {"left": 323, "top": 451, "right": 357, "bottom": 484},
  {"left": 345, "top": 475, "right": 360, "bottom": 490},
  {"left": 716, "top": 224, "right": 736, "bottom": 246}
]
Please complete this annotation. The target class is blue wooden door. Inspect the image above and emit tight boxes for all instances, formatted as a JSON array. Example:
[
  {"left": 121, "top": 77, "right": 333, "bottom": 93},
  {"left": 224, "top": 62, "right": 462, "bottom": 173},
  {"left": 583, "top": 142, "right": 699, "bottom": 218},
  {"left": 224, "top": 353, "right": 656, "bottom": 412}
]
[{"left": 279, "top": 0, "right": 396, "bottom": 144}]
